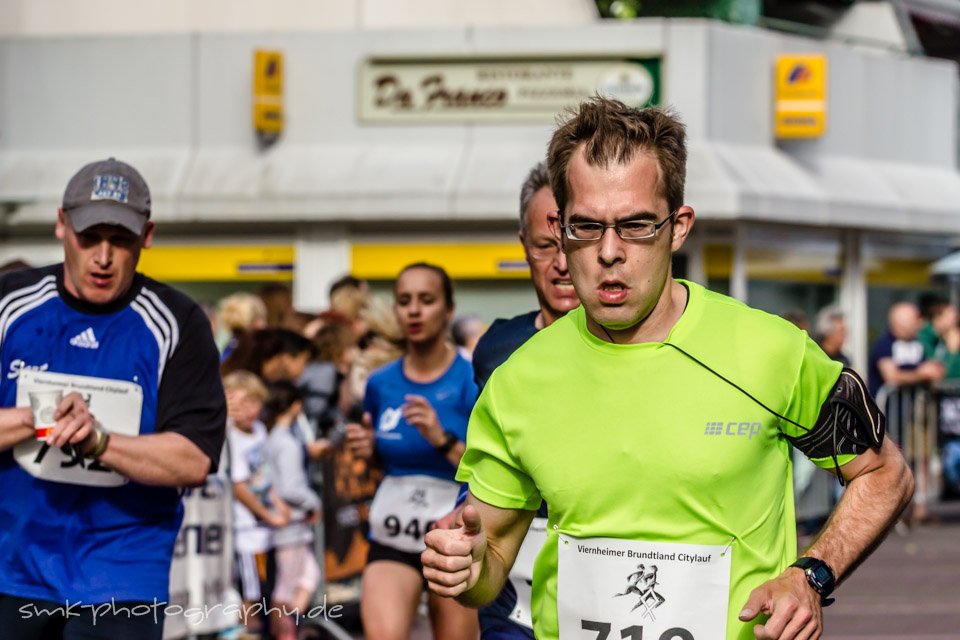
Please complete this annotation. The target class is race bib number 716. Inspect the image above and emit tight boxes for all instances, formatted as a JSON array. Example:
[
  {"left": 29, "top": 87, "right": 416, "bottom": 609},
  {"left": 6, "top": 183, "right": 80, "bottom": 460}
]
[{"left": 557, "top": 537, "right": 731, "bottom": 640}]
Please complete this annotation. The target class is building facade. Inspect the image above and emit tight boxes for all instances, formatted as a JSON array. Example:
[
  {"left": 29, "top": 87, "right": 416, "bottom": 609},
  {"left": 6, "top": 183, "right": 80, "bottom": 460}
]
[{"left": 1, "top": 16, "right": 959, "bottom": 370}]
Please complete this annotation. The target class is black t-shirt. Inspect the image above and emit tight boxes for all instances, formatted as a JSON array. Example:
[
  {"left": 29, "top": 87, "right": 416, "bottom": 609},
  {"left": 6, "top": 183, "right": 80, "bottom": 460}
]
[
  {"left": 472, "top": 310, "right": 539, "bottom": 390},
  {"left": 470, "top": 309, "right": 541, "bottom": 639}
]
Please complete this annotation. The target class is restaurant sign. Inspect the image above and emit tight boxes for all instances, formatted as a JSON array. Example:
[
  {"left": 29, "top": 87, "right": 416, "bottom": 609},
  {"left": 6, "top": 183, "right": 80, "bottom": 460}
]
[{"left": 359, "top": 57, "right": 660, "bottom": 123}]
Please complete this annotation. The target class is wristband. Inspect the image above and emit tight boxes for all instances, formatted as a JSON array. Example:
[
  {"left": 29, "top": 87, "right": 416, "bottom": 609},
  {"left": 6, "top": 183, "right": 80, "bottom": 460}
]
[
  {"left": 435, "top": 431, "right": 459, "bottom": 455},
  {"left": 85, "top": 423, "right": 111, "bottom": 459}
]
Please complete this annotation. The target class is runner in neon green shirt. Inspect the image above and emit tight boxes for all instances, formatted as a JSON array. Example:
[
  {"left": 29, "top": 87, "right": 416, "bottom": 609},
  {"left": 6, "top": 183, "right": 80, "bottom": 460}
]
[
  {"left": 421, "top": 98, "right": 913, "bottom": 640},
  {"left": 460, "top": 283, "right": 845, "bottom": 639}
]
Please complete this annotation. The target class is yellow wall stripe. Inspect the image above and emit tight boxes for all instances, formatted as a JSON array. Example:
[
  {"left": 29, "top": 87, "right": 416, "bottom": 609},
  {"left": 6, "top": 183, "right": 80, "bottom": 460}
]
[
  {"left": 352, "top": 243, "right": 530, "bottom": 280},
  {"left": 138, "top": 245, "right": 294, "bottom": 282}
]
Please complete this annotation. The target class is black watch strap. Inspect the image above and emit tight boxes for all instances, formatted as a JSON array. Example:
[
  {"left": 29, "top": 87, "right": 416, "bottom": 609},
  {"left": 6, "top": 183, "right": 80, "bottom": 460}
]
[
  {"left": 791, "top": 556, "right": 837, "bottom": 605},
  {"left": 435, "top": 431, "right": 459, "bottom": 455}
]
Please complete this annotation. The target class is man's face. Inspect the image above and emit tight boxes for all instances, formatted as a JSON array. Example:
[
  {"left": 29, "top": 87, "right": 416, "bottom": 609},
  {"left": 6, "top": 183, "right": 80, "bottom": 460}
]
[
  {"left": 552, "top": 147, "right": 693, "bottom": 336},
  {"left": 521, "top": 187, "right": 579, "bottom": 325},
  {"left": 890, "top": 304, "right": 922, "bottom": 341},
  {"left": 55, "top": 210, "right": 154, "bottom": 306},
  {"left": 833, "top": 317, "right": 848, "bottom": 345}
]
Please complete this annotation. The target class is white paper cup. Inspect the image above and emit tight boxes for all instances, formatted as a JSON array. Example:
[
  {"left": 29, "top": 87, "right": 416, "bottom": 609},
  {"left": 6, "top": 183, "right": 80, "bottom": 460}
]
[{"left": 28, "top": 389, "right": 63, "bottom": 440}]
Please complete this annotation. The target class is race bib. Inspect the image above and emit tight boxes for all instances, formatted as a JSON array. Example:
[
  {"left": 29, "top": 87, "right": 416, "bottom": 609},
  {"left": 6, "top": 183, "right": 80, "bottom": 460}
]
[
  {"left": 370, "top": 476, "right": 460, "bottom": 553},
  {"left": 368, "top": 474, "right": 460, "bottom": 553},
  {"left": 558, "top": 537, "right": 731, "bottom": 640},
  {"left": 15, "top": 370, "right": 143, "bottom": 487},
  {"left": 508, "top": 516, "right": 548, "bottom": 629}
]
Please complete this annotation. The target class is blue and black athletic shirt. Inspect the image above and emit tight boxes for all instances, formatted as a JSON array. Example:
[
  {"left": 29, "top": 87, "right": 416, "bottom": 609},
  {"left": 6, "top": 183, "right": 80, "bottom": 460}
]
[{"left": 0, "top": 263, "right": 226, "bottom": 605}]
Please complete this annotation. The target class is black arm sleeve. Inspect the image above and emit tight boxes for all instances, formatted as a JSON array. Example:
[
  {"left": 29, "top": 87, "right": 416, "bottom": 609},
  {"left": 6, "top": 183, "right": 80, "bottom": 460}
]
[
  {"left": 785, "top": 368, "right": 885, "bottom": 481},
  {"left": 155, "top": 302, "right": 227, "bottom": 472}
]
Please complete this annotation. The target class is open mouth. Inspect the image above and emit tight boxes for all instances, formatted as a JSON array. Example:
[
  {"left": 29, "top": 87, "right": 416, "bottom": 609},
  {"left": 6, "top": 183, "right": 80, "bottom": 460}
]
[
  {"left": 90, "top": 273, "right": 114, "bottom": 288},
  {"left": 598, "top": 281, "right": 629, "bottom": 304}
]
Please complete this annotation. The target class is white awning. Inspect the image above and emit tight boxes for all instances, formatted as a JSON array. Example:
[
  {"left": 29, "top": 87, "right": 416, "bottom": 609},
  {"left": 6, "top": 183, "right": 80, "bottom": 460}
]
[
  {"left": 0, "top": 148, "right": 188, "bottom": 225},
  {"left": 2, "top": 142, "right": 959, "bottom": 234},
  {"left": 687, "top": 141, "right": 827, "bottom": 224},
  {"left": 931, "top": 250, "right": 960, "bottom": 276}
]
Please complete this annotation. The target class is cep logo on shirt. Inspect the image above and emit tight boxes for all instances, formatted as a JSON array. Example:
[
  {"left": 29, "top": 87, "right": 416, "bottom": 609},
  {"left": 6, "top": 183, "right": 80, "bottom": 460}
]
[{"left": 705, "top": 421, "right": 762, "bottom": 440}]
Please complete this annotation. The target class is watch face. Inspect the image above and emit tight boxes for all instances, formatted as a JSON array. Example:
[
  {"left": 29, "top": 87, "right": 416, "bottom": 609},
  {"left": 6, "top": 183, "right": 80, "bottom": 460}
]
[{"left": 809, "top": 564, "right": 833, "bottom": 589}]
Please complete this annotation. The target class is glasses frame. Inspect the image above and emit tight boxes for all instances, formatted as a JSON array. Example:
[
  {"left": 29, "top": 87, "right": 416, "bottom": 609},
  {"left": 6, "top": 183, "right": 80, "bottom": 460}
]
[
  {"left": 560, "top": 211, "right": 676, "bottom": 242},
  {"left": 525, "top": 240, "right": 562, "bottom": 262}
]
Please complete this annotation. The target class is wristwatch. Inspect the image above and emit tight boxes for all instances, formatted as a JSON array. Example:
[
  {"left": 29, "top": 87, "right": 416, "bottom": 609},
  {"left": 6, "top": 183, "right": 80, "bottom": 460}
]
[
  {"left": 435, "top": 431, "right": 459, "bottom": 455},
  {"left": 790, "top": 556, "right": 836, "bottom": 605}
]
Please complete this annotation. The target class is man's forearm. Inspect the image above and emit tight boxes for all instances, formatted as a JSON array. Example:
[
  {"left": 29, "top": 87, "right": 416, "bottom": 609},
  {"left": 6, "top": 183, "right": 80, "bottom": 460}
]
[
  {"left": 804, "top": 441, "right": 914, "bottom": 580},
  {"left": 885, "top": 370, "right": 927, "bottom": 387},
  {"left": 97, "top": 431, "right": 211, "bottom": 487},
  {"left": 456, "top": 540, "right": 514, "bottom": 608},
  {"left": 234, "top": 482, "right": 274, "bottom": 521}
]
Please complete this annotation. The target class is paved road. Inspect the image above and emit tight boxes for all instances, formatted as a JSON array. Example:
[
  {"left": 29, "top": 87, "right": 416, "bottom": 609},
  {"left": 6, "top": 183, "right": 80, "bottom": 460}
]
[{"left": 823, "top": 502, "right": 960, "bottom": 640}]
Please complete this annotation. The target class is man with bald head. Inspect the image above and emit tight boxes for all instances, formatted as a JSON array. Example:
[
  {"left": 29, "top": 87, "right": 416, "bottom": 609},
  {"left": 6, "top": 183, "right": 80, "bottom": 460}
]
[
  {"left": 868, "top": 302, "right": 944, "bottom": 397},
  {"left": 868, "top": 303, "right": 944, "bottom": 525}
]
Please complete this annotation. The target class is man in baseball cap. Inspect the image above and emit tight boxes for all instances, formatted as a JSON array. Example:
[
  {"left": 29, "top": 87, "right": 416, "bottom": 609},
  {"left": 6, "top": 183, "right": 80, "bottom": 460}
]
[
  {"left": 55, "top": 157, "right": 155, "bottom": 306},
  {"left": 0, "top": 158, "right": 226, "bottom": 638}
]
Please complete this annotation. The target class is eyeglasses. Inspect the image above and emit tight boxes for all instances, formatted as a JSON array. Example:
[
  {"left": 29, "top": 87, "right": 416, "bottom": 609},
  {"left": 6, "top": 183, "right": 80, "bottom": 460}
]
[
  {"left": 526, "top": 241, "right": 561, "bottom": 262},
  {"left": 560, "top": 212, "right": 676, "bottom": 241}
]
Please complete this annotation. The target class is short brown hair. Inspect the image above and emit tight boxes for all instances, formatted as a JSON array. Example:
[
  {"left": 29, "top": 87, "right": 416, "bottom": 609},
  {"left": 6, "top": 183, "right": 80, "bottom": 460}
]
[{"left": 547, "top": 97, "right": 687, "bottom": 218}]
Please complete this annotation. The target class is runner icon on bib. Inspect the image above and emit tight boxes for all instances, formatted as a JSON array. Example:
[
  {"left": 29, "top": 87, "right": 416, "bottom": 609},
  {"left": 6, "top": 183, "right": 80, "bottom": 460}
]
[{"left": 614, "top": 564, "right": 666, "bottom": 619}]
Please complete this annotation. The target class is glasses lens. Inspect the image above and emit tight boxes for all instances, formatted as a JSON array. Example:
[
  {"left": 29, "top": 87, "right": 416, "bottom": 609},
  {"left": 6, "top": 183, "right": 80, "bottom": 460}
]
[
  {"left": 568, "top": 223, "right": 602, "bottom": 240},
  {"left": 617, "top": 221, "right": 656, "bottom": 240},
  {"left": 528, "top": 243, "right": 560, "bottom": 260}
]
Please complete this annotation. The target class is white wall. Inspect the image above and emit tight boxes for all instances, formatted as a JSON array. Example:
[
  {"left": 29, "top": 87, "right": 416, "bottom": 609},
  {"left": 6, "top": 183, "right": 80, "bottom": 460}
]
[
  {"left": 700, "top": 22, "right": 958, "bottom": 166},
  {"left": 1, "top": 20, "right": 957, "bottom": 229},
  {"left": 0, "top": 0, "right": 597, "bottom": 37}
]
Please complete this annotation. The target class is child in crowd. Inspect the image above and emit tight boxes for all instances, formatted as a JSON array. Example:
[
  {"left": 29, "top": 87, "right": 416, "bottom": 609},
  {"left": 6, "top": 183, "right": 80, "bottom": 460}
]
[
  {"left": 224, "top": 370, "right": 291, "bottom": 638},
  {"left": 263, "top": 381, "right": 322, "bottom": 640}
]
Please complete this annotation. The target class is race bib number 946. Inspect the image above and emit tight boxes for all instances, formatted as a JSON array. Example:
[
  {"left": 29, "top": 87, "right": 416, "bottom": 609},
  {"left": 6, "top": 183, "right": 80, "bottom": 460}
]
[
  {"left": 558, "top": 537, "right": 731, "bottom": 640},
  {"left": 368, "top": 474, "right": 460, "bottom": 553}
]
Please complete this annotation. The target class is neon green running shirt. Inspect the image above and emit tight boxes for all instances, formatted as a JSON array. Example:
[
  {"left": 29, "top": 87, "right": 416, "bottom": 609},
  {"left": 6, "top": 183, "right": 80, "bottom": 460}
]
[{"left": 456, "top": 280, "right": 847, "bottom": 640}]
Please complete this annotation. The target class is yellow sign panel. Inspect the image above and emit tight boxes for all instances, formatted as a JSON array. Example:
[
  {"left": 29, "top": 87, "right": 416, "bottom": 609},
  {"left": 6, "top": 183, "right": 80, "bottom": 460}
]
[
  {"left": 138, "top": 245, "right": 294, "bottom": 282},
  {"left": 352, "top": 243, "right": 529, "bottom": 280},
  {"left": 253, "top": 50, "right": 284, "bottom": 135},
  {"left": 774, "top": 54, "right": 827, "bottom": 138}
]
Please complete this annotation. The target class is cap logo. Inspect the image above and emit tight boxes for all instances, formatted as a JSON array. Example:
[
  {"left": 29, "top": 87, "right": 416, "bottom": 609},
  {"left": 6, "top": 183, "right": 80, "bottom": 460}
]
[{"left": 90, "top": 174, "right": 130, "bottom": 204}]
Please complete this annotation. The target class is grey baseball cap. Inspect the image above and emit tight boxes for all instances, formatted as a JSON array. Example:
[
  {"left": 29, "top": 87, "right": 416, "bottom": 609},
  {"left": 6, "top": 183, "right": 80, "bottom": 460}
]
[{"left": 62, "top": 158, "right": 151, "bottom": 235}]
